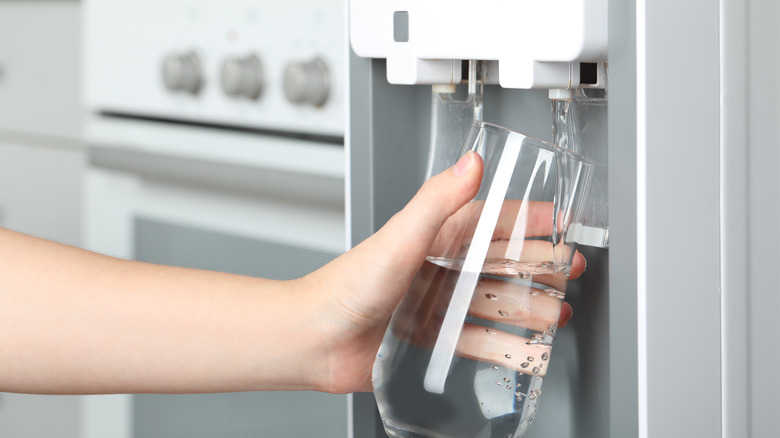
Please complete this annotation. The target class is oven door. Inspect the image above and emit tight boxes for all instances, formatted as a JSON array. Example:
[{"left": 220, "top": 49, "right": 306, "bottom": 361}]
[{"left": 81, "top": 115, "right": 347, "bottom": 438}]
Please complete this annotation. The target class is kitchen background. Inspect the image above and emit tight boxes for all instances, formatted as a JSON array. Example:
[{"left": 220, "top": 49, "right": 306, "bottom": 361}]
[
  {"left": 1, "top": 1, "right": 779, "bottom": 438},
  {"left": 1, "top": 0, "right": 347, "bottom": 436}
]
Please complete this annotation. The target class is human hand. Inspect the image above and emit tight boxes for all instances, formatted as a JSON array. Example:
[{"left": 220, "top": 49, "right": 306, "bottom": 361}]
[{"left": 306, "top": 151, "right": 584, "bottom": 393}]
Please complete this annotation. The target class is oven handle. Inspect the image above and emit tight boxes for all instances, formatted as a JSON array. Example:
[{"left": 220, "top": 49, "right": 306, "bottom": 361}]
[{"left": 88, "top": 145, "right": 344, "bottom": 208}]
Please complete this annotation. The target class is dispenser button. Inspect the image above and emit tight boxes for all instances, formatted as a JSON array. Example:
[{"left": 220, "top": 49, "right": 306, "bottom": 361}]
[{"left": 393, "top": 11, "right": 409, "bottom": 42}]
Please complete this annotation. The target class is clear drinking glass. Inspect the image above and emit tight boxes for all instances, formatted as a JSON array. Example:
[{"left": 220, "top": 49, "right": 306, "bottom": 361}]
[{"left": 372, "top": 122, "right": 594, "bottom": 438}]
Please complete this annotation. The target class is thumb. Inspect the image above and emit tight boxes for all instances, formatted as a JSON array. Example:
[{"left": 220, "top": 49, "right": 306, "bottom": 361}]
[{"left": 367, "top": 151, "right": 483, "bottom": 279}]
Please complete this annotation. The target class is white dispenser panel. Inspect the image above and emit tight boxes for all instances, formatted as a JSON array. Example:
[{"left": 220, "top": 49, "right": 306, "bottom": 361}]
[{"left": 350, "top": 0, "right": 607, "bottom": 88}]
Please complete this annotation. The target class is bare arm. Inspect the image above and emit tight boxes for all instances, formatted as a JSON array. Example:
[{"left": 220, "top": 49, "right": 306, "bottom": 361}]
[
  {"left": 0, "top": 227, "right": 326, "bottom": 394},
  {"left": 0, "top": 152, "right": 577, "bottom": 395}
]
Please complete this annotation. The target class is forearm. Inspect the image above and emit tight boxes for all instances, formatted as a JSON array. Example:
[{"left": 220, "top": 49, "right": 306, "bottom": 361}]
[{"left": 0, "top": 228, "right": 328, "bottom": 395}]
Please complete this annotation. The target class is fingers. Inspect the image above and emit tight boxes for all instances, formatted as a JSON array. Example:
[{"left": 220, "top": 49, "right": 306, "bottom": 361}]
[
  {"left": 389, "top": 258, "right": 569, "bottom": 377},
  {"left": 366, "top": 152, "right": 484, "bottom": 282},
  {"left": 329, "top": 152, "right": 483, "bottom": 328},
  {"left": 558, "top": 303, "right": 573, "bottom": 328},
  {"left": 467, "top": 275, "right": 563, "bottom": 333},
  {"left": 456, "top": 323, "right": 552, "bottom": 377}
]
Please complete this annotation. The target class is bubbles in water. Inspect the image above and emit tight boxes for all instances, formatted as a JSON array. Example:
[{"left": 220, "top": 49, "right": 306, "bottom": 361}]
[
  {"left": 542, "top": 352, "right": 549, "bottom": 361},
  {"left": 532, "top": 366, "right": 541, "bottom": 374},
  {"left": 486, "top": 328, "right": 497, "bottom": 335},
  {"left": 526, "top": 332, "right": 553, "bottom": 347},
  {"left": 520, "top": 362, "right": 529, "bottom": 368},
  {"left": 498, "top": 310, "right": 510, "bottom": 317},
  {"left": 526, "top": 338, "right": 553, "bottom": 347},
  {"left": 485, "top": 293, "right": 498, "bottom": 300},
  {"left": 505, "top": 353, "right": 512, "bottom": 359},
  {"left": 528, "top": 389, "right": 541, "bottom": 400},
  {"left": 527, "top": 356, "right": 534, "bottom": 362},
  {"left": 503, "top": 377, "right": 511, "bottom": 383},
  {"left": 544, "top": 288, "right": 565, "bottom": 299}
]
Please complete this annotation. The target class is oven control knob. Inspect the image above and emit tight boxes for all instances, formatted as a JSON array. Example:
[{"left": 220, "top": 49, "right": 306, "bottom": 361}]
[
  {"left": 162, "top": 51, "right": 203, "bottom": 94},
  {"left": 221, "top": 55, "right": 264, "bottom": 100},
  {"left": 283, "top": 58, "right": 329, "bottom": 107}
]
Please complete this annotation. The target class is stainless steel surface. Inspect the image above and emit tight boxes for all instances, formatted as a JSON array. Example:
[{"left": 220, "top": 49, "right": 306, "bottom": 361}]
[
  {"left": 721, "top": 1, "right": 780, "bottom": 437},
  {"left": 639, "top": 0, "right": 722, "bottom": 436},
  {"left": 606, "top": 1, "right": 639, "bottom": 436}
]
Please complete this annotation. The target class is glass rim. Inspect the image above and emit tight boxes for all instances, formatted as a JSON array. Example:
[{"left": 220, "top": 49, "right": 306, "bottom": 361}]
[{"left": 471, "top": 121, "right": 597, "bottom": 167}]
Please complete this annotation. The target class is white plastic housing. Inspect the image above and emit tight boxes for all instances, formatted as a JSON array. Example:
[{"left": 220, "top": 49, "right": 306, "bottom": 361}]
[{"left": 350, "top": 0, "right": 607, "bottom": 89}]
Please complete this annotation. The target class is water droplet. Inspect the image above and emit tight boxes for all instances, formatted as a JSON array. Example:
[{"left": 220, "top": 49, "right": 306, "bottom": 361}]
[
  {"left": 521, "top": 362, "right": 529, "bottom": 368},
  {"left": 533, "top": 333, "right": 544, "bottom": 340},
  {"left": 505, "top": 353, "right": 512, "bottom": 359},
  {"left": 486, "top": 328, "right": 497, "bottom": 335},
  {"left": 498, "top": 309, "right": 510, "bottom": 317},
  {"left": 506, "top": 385, "right": 512, "bottom": 389},
  {"left": 504, "top": 377, "right": 511, "bottom": 382},
  {"left": 529, "top": 289, "right": 540, "bottom": 296},
  {"left": 527, "top": 356, "right": 534, "bottom": 362},
  {"left": 515, "top": 391, "right": 525, "bottom": 398},
  {"left": 528, "top": 389, "right": 541, "bottom": 400},
  {"left": 538, "top": 363, "right": 544, "bottom": 369},
  {"left": 519, "top": 272, "right": 530, "bottom": 279},
  {"left": 528, "top": 413, "right": 536, "bottom": 423},
  {"left": 492, "top": 366, "right": 499, "bottom": 370},
  {"left": 542, "top": 352, "right": 549, "bottom": 361},
  {"left": 532, "top": 366, "right": 541, "bottom": 374},
  {"left": 495, "top": 381, "right": 502, "bottom": 386},
  {"left": 485, "top": 293, "right": 498, "bottom": 300}
]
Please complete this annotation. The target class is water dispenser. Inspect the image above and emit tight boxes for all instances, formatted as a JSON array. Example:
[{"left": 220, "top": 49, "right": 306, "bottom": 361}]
[{"left": 348, "top": 1, "right": 608, "bottom": 437}]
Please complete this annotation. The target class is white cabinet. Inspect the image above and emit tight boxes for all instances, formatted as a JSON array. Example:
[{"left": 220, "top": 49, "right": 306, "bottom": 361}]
[
  {"left": 0, "top": 139, "right": 84, "bottom": 246},
  {"left": 0, "top": 2, "right": 84, "bottom": 437},
  {"left": 0, "top": 1, "right": 83, "bottom": 139}
]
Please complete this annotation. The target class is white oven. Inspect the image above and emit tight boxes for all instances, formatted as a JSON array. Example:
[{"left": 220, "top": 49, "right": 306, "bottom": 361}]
[{"left": 81, "top": 1, "right": 348, "bottom": 436}]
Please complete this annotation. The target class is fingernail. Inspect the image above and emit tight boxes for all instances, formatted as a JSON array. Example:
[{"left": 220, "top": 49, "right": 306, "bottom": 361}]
[{"left": 452, "top": 151, "right": 475, "bottom": 178}]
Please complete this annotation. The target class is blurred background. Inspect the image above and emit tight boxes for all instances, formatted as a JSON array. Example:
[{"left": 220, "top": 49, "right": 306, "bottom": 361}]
[
  {"left": 1, "top": 0, "right": 779, "bottom": 437},
  {"left": 0, "top": 0, "right": 348, "bottom": 436}
]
